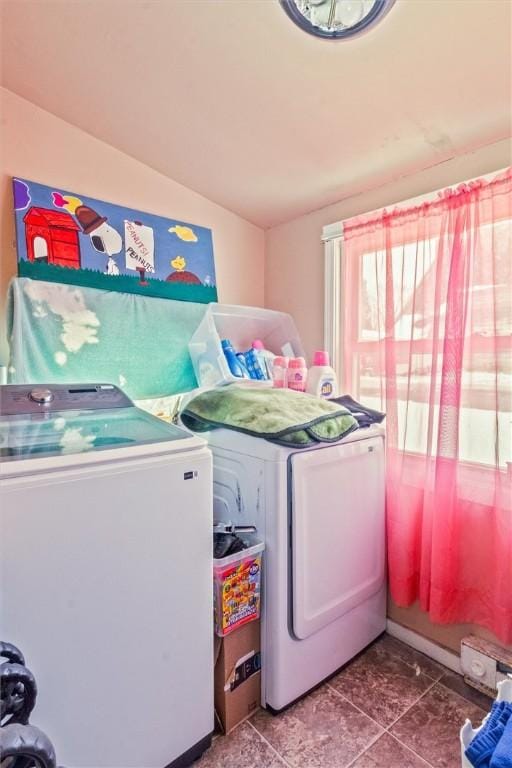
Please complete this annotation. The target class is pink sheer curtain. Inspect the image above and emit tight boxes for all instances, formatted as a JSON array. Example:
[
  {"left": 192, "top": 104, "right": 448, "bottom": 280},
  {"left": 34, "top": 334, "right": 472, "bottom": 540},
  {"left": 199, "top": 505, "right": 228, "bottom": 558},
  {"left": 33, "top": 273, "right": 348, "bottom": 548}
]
[{"left": 342, "top": 169, "right": 512, "bottom": 643}]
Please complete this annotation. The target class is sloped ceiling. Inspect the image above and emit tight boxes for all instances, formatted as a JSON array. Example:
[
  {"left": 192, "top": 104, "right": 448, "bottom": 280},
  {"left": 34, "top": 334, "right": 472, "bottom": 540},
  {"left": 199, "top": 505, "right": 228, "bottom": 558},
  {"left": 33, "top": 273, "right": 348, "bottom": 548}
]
[{"left": 1, "top": 0, "right": 511, "bottom": 227}]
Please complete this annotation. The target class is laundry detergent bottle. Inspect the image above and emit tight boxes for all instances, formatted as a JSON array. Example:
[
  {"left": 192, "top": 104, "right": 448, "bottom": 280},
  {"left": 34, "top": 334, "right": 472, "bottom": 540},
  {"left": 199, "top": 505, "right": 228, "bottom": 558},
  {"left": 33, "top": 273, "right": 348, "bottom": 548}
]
[
  {"left": 287, "top": 357, "right": 307, "bottom": 392},
  {"left": 272, "top": 356, "right": 288, "bottom": 388},
  {"left": 306, "top": 351, "right": 338, "bottom": 399}
]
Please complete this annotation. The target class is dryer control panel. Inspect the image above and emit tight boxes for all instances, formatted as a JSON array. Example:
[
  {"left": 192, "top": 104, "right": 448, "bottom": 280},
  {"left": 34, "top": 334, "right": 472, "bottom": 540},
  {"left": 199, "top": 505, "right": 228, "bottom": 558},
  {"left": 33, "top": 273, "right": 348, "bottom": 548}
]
[{"left": 0, "top": 384, "right": 133, "bottom": 416}]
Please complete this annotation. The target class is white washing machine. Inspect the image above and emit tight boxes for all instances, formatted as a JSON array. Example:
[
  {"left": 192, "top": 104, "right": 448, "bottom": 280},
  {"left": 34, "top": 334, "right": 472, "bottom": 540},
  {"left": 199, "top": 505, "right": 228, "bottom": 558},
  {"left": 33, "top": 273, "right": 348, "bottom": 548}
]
[
  {"left": 208, "top": 424, "right": 386, "bottom": 712},
  {"left": 0, "top": 384, "right": 213, "bottom": 768}
]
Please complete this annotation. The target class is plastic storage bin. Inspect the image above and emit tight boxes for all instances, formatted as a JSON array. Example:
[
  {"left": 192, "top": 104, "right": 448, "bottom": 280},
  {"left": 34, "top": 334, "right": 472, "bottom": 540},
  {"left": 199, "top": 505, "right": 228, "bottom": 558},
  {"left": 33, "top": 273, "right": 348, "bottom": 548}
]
[
  {"left": 460, "top": 676, "right": 512, "bottom": 767},
  {"left": 189, "top": 304, "right": 304, "bottom": 388},
  {"left": 214, "top": 539, "right": 264, "bottom": 637}
]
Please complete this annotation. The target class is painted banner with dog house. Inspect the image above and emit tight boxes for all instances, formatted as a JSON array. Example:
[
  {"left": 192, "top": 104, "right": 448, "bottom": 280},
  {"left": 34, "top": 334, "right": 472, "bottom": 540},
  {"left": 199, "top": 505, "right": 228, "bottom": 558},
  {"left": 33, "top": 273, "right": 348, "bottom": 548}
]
[{"left": 12, "top": 178, "right": 218, "bottom": 303}]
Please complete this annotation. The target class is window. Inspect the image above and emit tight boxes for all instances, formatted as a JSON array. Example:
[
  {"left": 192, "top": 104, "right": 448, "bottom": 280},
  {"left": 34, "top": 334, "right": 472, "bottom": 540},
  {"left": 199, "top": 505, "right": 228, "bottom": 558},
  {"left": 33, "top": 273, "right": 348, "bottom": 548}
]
[{"left": 324, "top": 177, "right": 512, "bottom": 469}]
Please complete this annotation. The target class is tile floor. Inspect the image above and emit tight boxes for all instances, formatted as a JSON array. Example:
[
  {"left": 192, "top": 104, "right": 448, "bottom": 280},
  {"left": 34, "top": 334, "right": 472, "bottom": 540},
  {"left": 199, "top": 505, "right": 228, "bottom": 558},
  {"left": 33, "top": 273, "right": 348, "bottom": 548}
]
[{"left": 196, "top": 633, "right": 491, "bottom": 768}]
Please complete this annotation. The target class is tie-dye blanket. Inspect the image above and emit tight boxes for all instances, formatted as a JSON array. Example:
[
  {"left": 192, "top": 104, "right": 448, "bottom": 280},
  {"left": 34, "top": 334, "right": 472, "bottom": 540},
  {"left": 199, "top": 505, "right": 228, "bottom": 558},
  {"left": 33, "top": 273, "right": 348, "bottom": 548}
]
[{"left": 7, "top": 277, "right": 206, "bottom": 400}]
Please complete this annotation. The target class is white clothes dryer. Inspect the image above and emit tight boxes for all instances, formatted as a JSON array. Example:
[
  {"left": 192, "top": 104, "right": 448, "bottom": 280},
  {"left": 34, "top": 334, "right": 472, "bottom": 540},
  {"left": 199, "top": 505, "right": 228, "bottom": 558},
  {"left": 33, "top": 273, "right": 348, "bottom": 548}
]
[{"left": 207, "top": 424, "right": 386, "bottom": 712}]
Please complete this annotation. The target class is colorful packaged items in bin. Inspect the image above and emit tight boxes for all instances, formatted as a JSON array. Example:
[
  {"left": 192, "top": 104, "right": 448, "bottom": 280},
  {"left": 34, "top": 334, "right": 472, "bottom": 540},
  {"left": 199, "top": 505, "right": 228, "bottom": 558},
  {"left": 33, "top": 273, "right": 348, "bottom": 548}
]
[
  {"left": 220, "top": 338, "right": 272, "bottom": 381},
  {"left": 243, "top": 349, "right": 267, "bottom": 380},
  {"left": 214, "top": 543, "right": 264, "bottom": 636}
]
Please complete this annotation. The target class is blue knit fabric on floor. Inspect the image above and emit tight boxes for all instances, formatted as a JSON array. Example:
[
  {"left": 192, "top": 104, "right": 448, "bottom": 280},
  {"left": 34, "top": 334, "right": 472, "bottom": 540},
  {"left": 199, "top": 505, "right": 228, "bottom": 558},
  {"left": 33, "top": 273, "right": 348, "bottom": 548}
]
[
  {"left": 490, "top": 716, "right": 512, "bottom": 768},
  {"left": 466, "top": 702, "right": 512, "bottom": 768}
]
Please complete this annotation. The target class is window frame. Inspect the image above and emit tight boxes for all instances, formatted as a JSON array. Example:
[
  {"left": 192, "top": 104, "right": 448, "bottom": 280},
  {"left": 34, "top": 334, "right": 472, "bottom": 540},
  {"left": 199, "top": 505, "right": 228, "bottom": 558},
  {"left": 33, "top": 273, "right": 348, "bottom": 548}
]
[{"left": 322, "top": 169, "right": 509, "bottom": 388}]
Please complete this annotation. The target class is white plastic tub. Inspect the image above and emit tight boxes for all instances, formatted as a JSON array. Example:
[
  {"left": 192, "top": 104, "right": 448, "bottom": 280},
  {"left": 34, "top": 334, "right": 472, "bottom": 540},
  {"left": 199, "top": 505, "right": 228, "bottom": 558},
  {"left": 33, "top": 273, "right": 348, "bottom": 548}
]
[
  {"left": 460, "top": 676, "right": 512, "bottom": 767},
  {"left": 189, "top": 303, "right": 304, "bottom": 388}
]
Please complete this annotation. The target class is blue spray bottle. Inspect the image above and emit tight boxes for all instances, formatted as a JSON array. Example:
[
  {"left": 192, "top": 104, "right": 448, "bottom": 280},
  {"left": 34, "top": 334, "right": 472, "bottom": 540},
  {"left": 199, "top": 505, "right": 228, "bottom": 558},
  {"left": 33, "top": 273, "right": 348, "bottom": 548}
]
[{"left": 221, "top": 339, "right": 248, "bottom": 378}]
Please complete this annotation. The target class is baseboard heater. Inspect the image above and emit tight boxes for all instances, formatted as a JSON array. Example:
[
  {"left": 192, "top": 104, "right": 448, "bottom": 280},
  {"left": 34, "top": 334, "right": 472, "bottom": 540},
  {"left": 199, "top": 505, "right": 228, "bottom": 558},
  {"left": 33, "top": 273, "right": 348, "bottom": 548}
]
[{"left": 461, "top": 635, "right": 512, "bottom": 695}]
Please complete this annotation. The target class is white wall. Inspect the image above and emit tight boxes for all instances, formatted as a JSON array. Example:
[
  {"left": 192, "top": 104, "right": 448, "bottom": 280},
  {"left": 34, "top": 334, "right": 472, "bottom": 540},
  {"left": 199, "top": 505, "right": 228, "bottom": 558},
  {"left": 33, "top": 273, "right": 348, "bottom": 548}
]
[
  {"left": 0, "top": 88, "right": 265, "bottom": 363},
  {"left": 265, "top": 138, "right": 511, "bottom": 360}
]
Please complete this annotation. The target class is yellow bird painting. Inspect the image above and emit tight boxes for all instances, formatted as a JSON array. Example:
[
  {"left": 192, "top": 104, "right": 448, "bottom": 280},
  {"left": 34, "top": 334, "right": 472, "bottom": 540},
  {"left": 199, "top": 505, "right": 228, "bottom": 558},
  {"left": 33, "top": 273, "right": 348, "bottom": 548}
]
[{"left": 171, "top": 255, "right": 186, "bottom": 272}]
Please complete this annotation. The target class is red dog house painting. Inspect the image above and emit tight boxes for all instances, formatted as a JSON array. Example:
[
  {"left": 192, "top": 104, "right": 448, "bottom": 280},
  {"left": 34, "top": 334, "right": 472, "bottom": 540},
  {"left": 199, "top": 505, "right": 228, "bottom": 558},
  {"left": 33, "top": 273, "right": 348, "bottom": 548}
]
[
  {"left": 24, "top": 207, "right": 81, "bottom": 269},
  {"left": 13, "top": 178, "right": 217, "bottom": 303}
]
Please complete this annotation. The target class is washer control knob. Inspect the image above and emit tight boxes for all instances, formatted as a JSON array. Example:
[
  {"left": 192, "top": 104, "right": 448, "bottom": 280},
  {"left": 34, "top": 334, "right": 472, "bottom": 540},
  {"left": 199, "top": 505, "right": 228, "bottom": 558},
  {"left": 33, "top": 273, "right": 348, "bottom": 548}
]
[{"left": 29, "top": 388, "right": 54, "bottom": 405}]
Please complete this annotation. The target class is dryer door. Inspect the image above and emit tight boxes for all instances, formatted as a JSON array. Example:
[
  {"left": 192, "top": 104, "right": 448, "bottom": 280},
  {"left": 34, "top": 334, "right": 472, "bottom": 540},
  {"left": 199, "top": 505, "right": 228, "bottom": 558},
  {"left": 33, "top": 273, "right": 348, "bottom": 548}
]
[{"left": 290, "top": 435, "right": 385, "bottom": 640}]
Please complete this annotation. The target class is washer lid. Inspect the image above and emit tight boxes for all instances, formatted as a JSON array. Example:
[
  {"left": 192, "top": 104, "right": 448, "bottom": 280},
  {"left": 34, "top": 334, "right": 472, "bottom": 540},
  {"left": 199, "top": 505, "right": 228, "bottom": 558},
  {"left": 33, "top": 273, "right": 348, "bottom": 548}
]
[{"left": 0, "top": 405, "right": 194, "bottom": 464}]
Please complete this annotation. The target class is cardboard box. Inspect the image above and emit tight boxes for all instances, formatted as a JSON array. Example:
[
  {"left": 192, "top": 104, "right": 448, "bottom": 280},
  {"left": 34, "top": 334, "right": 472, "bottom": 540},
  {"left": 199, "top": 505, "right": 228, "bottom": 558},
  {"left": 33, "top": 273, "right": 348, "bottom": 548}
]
[{"left": 214, "top": 619, "right": 261, "bottom": 734}]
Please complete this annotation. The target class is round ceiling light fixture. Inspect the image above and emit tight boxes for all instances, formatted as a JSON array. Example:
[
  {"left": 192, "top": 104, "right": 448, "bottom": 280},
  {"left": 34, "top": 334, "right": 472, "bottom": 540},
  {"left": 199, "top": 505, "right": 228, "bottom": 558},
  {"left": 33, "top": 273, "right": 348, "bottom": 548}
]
[{"left": 280, "top": 0, "right": 396, "bottom": 40}]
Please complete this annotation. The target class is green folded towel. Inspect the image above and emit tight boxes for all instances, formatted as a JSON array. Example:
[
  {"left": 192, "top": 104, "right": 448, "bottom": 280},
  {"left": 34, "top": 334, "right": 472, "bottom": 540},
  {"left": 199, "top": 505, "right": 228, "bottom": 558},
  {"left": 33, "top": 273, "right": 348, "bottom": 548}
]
[{"left": 181, "top": 386, "right": 358, "bottom": 448}]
